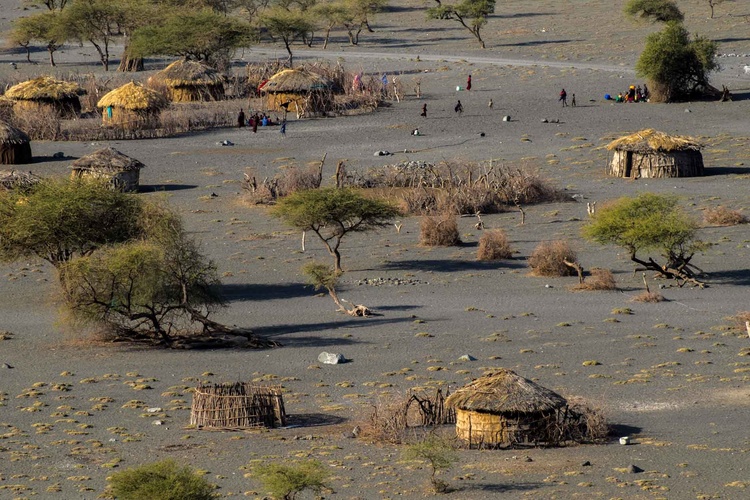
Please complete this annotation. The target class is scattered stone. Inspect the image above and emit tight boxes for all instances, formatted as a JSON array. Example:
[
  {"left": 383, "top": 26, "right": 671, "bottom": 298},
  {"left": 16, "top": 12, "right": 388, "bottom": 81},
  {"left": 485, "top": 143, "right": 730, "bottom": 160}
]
[
  {"left": 685, "top": 109, "right": 691, "bottom": 113},
  {"left": 374, "top": 150, "right": 392, "bottom": 156},
  {"left": 479, "top": 132, "right": 485, "bottom": 137},
  {"left": 502, "top": 115, "right": 511, "bottom": 122},
  {"left": 210, "top": 192, "right": 219, "bottom": 198},
  {"left": 153, "top": 420, "right": 164, "bottom": 426},
  {"left": 146, "top": 407, "right": 163, "bottom": 413},
  {"left": 52, "top": 152, "right": 65, "bottom": 159},
  {"left": 354, "top": 277, "right": 428, "bottom": 287},
  {"left": 524, "top": 456, "right": 533, "bottom": 462},
  {"left": 2, "top": 363, "right": 13, "bottom": 369},
  {"left": 318, "top": 352, "right": 347, "bottom": 365},
  {"left": 458, "top": 354, "right": 477, "bottom": 362},
  {"left": 619, "top": 436, "right": 631, "bottom": 445},
  {"left": 581, "top": 461, "right": 591, "bottom": 467},
  {"left": 628, "top": 464, "right": 644, "bottom": 474},
  {"left": 545, "top": 284, "right": 553, "bottom": 288},
  {"left": 541, "top": 118, "right": 548, "bottom": 123},
  {"left": 219, "top": 140, "right": 234, "bottom": 146}
]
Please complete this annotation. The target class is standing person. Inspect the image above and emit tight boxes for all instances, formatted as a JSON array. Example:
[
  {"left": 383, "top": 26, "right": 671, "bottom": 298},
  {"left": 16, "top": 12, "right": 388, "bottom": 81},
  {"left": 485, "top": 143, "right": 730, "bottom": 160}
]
[
  {"left": 237, "top": 108, "right": 245, "bottom": 128},
  {"left": 280, "top": 119, "right": 287, "bottom": 137},
  {"left": 571, "top": 94, "right": 576, "bottom": 107},
  {"left": 454, "top": 100, "right": 463, "bottom": 114},
  {"left": 252, "top": 114, "right": 258, "bottom": 133},
  {"left": 421, "top": 103, "right": 427, "bottom": 117},
  {"left": 466, "top": 75, "right": 472, "bottom": 91},
  {"left": 559, "top": 88, "right": 567, "bottom": 107},
  {"left": 381, "top": 73, "right": 388, "bottom": 98}
]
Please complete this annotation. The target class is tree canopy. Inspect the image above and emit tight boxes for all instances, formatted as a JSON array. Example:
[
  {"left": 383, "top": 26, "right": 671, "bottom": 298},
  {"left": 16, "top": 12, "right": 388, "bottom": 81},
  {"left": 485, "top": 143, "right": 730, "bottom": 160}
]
[
  {"left": 624, "top": 0, "right": 684, "bottom": 23},
  {"left": 428, "top": 0, "right": 495, "bottom": 49},
  {"left": 260, "top": 6, "right": 316, "bottom": 65}
]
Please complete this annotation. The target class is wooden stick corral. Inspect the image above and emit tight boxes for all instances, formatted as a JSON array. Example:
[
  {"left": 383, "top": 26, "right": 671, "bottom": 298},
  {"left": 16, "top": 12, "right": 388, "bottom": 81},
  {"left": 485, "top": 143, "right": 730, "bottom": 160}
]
[{"left": 190, "top": 382, "right": 286, "bottom": 430}]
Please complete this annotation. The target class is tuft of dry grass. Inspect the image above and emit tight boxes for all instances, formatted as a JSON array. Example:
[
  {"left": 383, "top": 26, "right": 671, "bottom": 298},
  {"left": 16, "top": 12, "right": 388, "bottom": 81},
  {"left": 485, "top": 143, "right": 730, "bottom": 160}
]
[
  {"left": 631, "top": 291, "right": 666, "bottom": 303},
  {"left": 528, "top": 240, "right": 577, "bottom": 277},
  {"left": 571, "top": 268, "right": 616, "bottom": 291},
  {"left": 703, "top": 206, "right": 747, "bottom": 226},
  {"left": 420, "top": 214, "right": 461, "bottom": 246},
  {"left": 477, "top": 229, "right": 512, "bottom": 260}
]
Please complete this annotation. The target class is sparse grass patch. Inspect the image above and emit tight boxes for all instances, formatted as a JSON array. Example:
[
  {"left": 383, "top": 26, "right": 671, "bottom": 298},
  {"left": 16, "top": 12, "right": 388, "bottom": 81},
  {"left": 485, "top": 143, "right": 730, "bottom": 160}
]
[
  {"left": 571, "top": 268, "right": 616, "bottom": 291},
  {"left": 632, "top": 291, "right": 666, "bottom": 303}
]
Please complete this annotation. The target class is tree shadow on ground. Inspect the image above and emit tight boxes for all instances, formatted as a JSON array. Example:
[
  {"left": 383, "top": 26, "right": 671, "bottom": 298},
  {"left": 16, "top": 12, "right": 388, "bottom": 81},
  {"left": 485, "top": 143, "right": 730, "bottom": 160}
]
[
  {"left": 253, "top": 316, "right": 413, "bottom": 343},
  {"left": 377, "top": 259, "right": 525, "bottom": 273},
  {"left": 499, "top": 39, "right": 583, "bottom": 48},
  {"left": 704, "top": 268, "right": 750, "bottom": 287},
  {"left": 221, "top": 282, "right": 311, "bottom": 302},
  {"left": 286, "top": 413, "right": 347, "bottom": 427},
  {"left": 456, "top": 481, "right": 545, "bottom": 494},
  {"left": 705, "top": 166, "right": 750, "bottom": 175},
  {"left": 375, "top": 304, "right": 423, "bottom": 312},
  {"left": 32, "top": 154, "right": 77, "bottom": 163},
  {"left": 140, "top": 184, "right": 199, "bottom": 192},
  {"left": 608, "top": 423, "right": 643, "bottom": 442}
]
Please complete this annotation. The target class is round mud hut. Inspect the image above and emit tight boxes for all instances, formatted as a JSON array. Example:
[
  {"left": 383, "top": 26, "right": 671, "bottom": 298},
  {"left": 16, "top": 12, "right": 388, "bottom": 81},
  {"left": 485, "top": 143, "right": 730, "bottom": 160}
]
[
  {"left": 0, "top": 121, "right": 32, "bottom": 165},
  {"left": 70, "top": 147, "right": 145, "bottom": 192},
  {"left": 4, "top": 76, "right": 85, "bottom": 118},
  {"left": 97, "top": 82, "right": 168, "bottom": 129},
  {"left": 445, "top": 369, "right": 568, "bottom": 447},
  {"left": 606, "top": 129, "right": 704, "bottom": 178},
  {"left": 150, "top": 59, "right": 225, "bottom": 102},
  {"left": 0, "top": 170, "right": 40, "bottom": 192},
  {"left": 259, "top": 69, "right": 332, "bottom": 117}
]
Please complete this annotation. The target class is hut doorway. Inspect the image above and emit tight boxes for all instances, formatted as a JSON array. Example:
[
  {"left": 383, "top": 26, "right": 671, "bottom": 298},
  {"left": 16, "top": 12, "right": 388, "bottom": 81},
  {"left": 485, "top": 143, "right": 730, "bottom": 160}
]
[{"left": 625, "top": 151, "right": 633, "bottom": 177}]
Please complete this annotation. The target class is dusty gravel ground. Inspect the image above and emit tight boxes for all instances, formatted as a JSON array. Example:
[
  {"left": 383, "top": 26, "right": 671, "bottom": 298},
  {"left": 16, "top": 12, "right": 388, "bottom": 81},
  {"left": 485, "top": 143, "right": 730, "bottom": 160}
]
[{"left": 1, "top": 1, "right": 750, "bottom": 499}]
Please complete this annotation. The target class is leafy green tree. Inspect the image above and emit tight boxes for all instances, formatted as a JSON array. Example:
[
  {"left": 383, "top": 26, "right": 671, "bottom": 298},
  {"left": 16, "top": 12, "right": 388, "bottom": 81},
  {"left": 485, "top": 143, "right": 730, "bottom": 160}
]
[
  {"left": 9, "top": 12, "right": 66, "bottom": 65},
  {"left": 107, "top": 459, "right": 216, "bottom": 500},
  {"left": 130, "top": 8, "right": 255, "bottom": 65},
  {"left": 115, "top": 0, "right": 163, "bottom": 72},
  {"left": 428, "top": 0, "right": 495, "bottom": 48},
  {"left": 624, "top": 0, "right": 684, "bottom": 23},
  {"left": 271, "top": 187, "right": 400, "bottom": 272},
  {"left": 635, "top": 21, "right": 718, "bottom": 102},
  {"left": 252, "top": 460, "right": 331, "bottom": 500},
  {"left": 313, "top": 1, "right": 349, "bottom": 48},
  {"left": 25, "top": 0, "right": 69, "bottom": 11},
  {"left": 302, "top": 261, "right": 370, "bottom": 315},
  {"left": 402, "top": 436, "right": 457, "bottom": 493},
  {"left": 260, "top": 6, "right": 316, "bottom": 65},
  {"left": 59, "top": 0, "right": 126, "bottom": 71},
  {"left": 583, "top": 193, "right": 706, "bottom": 286},
  {"left": 0, "top": 178, "right": 145, "bottom": 268}
]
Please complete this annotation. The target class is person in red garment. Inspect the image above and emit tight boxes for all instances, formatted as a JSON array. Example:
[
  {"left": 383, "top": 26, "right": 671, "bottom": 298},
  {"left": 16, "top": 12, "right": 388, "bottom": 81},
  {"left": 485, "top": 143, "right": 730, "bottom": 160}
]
[{"left": 466, "top": 74, "right": 472, "bottom": 91}]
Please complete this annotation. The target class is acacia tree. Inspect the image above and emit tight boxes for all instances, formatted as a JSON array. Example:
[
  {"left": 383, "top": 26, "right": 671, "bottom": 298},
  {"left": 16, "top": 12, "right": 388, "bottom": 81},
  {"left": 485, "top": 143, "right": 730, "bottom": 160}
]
[
  {"left": 10, "top": 12, "right": 66, "bottom": 65},
  {"left": 402, "top": 436, "right": 457, "bottom": 494},
  {"left": 60, "top": 0, "right": 125, "bottom": 71},
  {"left": 428, "top": 0, "right": 495, "bottom": 49},
  {"left": 635, "top": 21, "right": 718, "bottom": 102},
  {"left": 705, "top": 0, "right": 728, "bottom": 19},
  {"left": 624, "top": 0, "right": 684, "bottom": 23},
  {"left": 261, "top": 6, "right": 316, "bottom": 66},
  {"left": 583, "top": 193, "right": 706, "bottom": 286},
  {"left": 271, "top": 187, "right": 400, "bottom": 273},
  {"left": 313, "top": 1, "right": 349, "bottom": 48}
]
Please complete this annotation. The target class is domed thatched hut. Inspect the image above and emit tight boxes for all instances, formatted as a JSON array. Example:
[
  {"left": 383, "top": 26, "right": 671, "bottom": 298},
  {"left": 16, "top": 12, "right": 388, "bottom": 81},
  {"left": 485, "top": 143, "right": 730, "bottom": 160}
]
[
  {"left": 149, "top": 60, "right": 225, "bottom": 102},
  {"left": 4, "top": 76, "right": 85, "bottom": 118},
  {"left": 259, "top": 69, "right": 332, "bottom": 117},
  {"left": 97, "top": 82, "right": 169, "bottom": 128},
  {"left": 606, "top": 129, "right": 704, "bottom": 178},
  {"left": 0, "top": 121, "right": 32, "bottom": 165},
  {"left": 0, "top": 170, "right": 40, "bottom": 191},
  {"left": 70, "top": 147, "right": 145, "bottom": 192},
  {"left": 445, "top": 369, "right": 568, "bottom": 447}
]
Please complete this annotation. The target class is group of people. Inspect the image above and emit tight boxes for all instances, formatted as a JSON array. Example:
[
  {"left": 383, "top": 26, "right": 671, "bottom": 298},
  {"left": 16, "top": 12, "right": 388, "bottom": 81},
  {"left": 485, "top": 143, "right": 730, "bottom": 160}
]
[
  {"left": 237, "top": 109, "right": 285, "bottom": 134},
  {"left": 606, "top": 84, "right": 649, "bottom": 103},
  {"left": 559, "top": 88, "right": 576, "bottom": 107}
]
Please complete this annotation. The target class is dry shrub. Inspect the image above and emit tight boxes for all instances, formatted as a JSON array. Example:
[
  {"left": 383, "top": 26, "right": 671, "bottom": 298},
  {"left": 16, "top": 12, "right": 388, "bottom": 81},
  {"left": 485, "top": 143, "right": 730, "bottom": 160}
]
[
  {"left": 477, "top": 229, "right": 512, "bottom": 260},
  {"left": 631, "top": 291, "right": 665, "bottom": 303},
  {"left": 528, "top": 240, "right": 577, "bottom": 276},
  {"left": 420, "top": 214, "right": 460, "bottom": 246},
  {"left": 571, "top": 268, "right": 616, "bottom": 291},
  {"left": 398, "top": 188, "right": 439, "bottom": 215},
  {"left": 564, "top": 397, "right": 609, "bottom": 443},
  {"left": 730, "top": 311, "right": 750, "bottom": 333},
  {"left": 358, "top": 393, "right": 411, "bottom": 444},
  {"left": 704, "top": 206, "right": 748, "bottom": 226},
  {"left": 242, "top": 165, "right": 322, "bottom": 205}
]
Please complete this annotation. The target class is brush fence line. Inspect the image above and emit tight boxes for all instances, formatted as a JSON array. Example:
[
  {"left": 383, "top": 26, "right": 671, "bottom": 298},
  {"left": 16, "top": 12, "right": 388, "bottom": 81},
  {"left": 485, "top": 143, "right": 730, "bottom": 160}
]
[{"left": 190, "top": 382, "right": 286, "bottom": 430}]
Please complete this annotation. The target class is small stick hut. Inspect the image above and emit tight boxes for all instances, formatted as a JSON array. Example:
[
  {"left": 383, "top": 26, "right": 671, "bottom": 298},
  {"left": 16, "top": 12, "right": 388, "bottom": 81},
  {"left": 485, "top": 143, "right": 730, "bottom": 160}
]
[
  {"left": 0, "top": 121, "right": 32, "bottom": 165},
  {"left": 70, "top": 147, "right": 145, "bottom": 192},
  {"left": 0, "top": 170, "right": 40, "bottom": 191},
  {"left": 445, "top": 369, "right": 568, "bottom": 447},
  {"left": 149, "top": 59, "right": 225, "bottom": 102},
  {"left": 4, "top": 76, "right": 85, "bottom": 118},
  {"left": 190, "top": 382, "right": 286, "bottom": 429},
  {"left": 606, "top": 129, "right": 704, "bottom": 178},
  {"left": 97, "top": 82, "right": 168, "bottom": 128},
  {"left": 259, "top": 69, "right": 332, "bottom": 117}
]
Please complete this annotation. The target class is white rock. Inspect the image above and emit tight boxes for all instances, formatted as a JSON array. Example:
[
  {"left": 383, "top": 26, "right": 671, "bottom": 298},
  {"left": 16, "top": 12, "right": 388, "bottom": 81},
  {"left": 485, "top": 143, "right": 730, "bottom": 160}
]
[
  {"left": 318, "top": 352, "right": 347, "bottom": 365},
  {"left": 146, "top": 407, "right": 162, "bottom": 413}
]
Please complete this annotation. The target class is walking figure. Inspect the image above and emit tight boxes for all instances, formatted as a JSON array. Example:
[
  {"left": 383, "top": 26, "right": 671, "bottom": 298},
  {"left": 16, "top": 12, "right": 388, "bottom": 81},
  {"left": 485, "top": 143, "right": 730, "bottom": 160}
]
[
  {"left": 488, "top": 98, "right": 493, "bottom": 109},
  {"left": 420, "top": 103, "right": 427, "bottom": 117},
  {"left": 454, "top": 100, "right": 463, "bottom": 114},
  {"left": 559, "top": 88, "right": 568, "bottom": 107},
  {"left": 280, "top": 119, "right": 287, "bottom": 136},
  {"left": 237, "top": 108, "right": 245, "bottom": 128},
  {"left": 466, "top": 75, "right": 472, "bottom": 91},
  {"left": 571, "top": 94, "right": 576, "bottom": 107}
]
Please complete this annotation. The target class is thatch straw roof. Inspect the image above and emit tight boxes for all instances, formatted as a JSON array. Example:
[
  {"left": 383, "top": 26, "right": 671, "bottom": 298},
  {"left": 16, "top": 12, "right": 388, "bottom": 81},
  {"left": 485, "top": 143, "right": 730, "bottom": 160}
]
[
  {"left": 97, "top": 82, "right": 168, "bottom": 111},
  {"left": 152, "top": 60, "right": 224, "bottom": 87},
  {"left": 71, "top": 147, "right": 145, "bottom": 173},
  {"left": 0, "top": 96, "right": 13, "bottom": 108},
  {"left": 446, "top": 369, "right": 567, "bottom": 414},
  {"left": 606, "top": 129, "right": 702, "bottom": 153},
  {"left": 260, "top": 69, "right": 330, "bottom": 93},
  {"left": 5, "top": 76, "right": 85, "bottom": 101},
  {"left": 0, "top": 121, "right": 30, "bottom": 145},
  {"left": 0, "top": 170, "right": 41, "bottom": 191}
]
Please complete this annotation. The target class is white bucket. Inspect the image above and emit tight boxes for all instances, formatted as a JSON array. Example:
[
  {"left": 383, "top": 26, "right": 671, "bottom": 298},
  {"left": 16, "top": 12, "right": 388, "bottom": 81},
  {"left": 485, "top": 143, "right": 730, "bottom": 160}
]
[{"left": 456, "top": 86, "right": 463, "bottom": 91}]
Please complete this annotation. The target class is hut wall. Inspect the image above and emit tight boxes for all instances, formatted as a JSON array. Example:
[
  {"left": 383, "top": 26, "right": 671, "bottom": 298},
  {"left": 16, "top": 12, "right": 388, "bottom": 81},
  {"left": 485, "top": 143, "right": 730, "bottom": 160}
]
[
  {"left": 190, "top": 383, "right": 286, "bottom": 429},
  {"left": 169, "top": 85, "right": 224, "bottom": 103},
  {"left": 71, "top": 169, "right": 140, "bottom": 192},
  {"left": 266, "top": 92, "right": 331, "bottom": 116},
  {"left": 0, "top": 143, "right": 32, "bottom": 165},
  {"left": 103, "top": 108, "right": 160, "bottom": 129},
  {"left": 609, "top": 150, "right": 704, "bottom": 178},
  {"left": 13, "top": 98, "right": 80, "bottom": 118},
  {"left": 456, "top": 409, "right": 560, "bottom": 447}
]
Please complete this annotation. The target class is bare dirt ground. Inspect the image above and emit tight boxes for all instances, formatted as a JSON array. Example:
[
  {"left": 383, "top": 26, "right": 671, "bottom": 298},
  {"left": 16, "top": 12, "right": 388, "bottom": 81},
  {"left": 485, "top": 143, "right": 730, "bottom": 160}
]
[{"left": 1, "top": 1, "right": 750, "bottom": 499}]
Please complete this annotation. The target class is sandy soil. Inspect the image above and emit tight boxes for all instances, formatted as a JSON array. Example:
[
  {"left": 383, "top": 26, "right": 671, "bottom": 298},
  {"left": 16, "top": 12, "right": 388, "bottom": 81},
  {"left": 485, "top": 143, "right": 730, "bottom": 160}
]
[{"left": 1, "top": 1, "right": 750, "bottom": 499}]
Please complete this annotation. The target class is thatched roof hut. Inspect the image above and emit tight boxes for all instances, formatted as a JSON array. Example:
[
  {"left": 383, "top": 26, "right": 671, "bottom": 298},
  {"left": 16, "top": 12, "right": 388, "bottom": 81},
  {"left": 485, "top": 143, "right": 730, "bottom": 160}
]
[
  {"left": 259, "top": 69, "right": 332, "bottom": 117},
  {"left": 4, "top": 76, "right": 85, "bottom": 118},
  {"left": 445, "top": 369, "right": 568, "bottom": 447},
  {"left": 0, "top": 121, "right": 32, "bottom": 165},
  {"left": 0, "top": 170, "right": 40, "bottom": 191},
  {"left": 149, "top": 60, "right": 225, "bottom": 102},
  {"left": 97, "top": 82, "right": 168, "bottom": 128},
  {"left": 70, "top": 147, "right": 145, "bottom": 192},
  {"left": 606, "top": 129, "right": 704, "bottom": 178}
]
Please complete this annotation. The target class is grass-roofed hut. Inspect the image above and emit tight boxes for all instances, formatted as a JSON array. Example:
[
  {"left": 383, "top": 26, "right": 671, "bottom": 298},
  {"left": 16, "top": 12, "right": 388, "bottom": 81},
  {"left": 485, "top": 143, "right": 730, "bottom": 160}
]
[
  {"left": 0, "top": 121, "right": 32, "bottom": 165},
  {"left": 97, "top": 81, "right": 168, "bottom": 128},
  {"left": 445, "top": 369, "right": 568, "bottom": 447},
  {"left": 70, "top": 147, "right": 145, "bottom": 192},
  {"left": 607, "top": 129, "right": 704, "bottom": 178},
  {"left": 150, "top": 59, "right": 225, "bottom": 102},
  {"left": 259, "top": 69, "right": 332, "bottom": 117},
  {"left": 4, "top": 76, "right": 85, "bottom": 118},
  {"left": 0, "top": 170, "right": 40, "bottom": 191}
]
